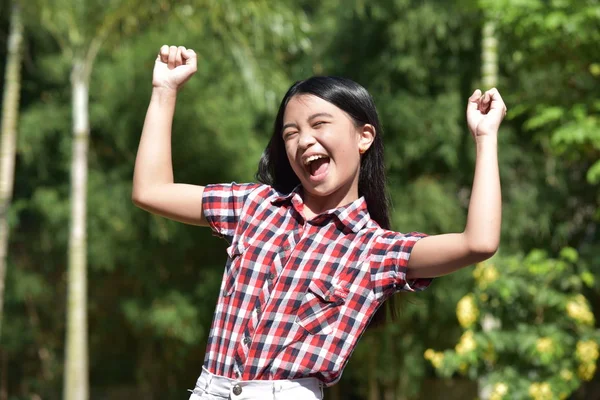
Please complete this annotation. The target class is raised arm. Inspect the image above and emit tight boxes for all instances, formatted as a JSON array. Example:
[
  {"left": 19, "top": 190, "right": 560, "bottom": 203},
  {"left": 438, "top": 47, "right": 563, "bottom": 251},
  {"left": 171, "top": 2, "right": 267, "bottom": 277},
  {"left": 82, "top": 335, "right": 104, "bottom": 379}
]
[
  {"left": 407, "top": 88, "right": 507, "bottom": 279},
  {"left": 132, "top": 45, "right": 209, "bottom": 226}
]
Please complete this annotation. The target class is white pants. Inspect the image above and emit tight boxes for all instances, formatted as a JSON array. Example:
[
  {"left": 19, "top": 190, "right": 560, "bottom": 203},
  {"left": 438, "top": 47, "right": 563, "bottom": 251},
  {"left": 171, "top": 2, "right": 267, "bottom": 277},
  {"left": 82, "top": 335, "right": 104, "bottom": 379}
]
[{"left": 188, "top": 366, "right": 324, "bottom": 400}]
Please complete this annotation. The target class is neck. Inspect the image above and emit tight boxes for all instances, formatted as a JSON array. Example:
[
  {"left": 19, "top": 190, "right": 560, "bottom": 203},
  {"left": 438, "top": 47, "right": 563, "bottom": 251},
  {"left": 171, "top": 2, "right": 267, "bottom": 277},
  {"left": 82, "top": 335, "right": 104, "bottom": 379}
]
[{"left": 301, "top": 176, "right": 359, "bottom": 220}]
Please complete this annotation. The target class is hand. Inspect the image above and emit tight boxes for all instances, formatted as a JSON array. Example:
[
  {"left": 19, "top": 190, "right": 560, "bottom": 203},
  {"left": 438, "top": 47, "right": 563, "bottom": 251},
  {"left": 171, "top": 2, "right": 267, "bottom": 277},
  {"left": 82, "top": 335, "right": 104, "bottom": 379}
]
[
  {"left": 466, "top": 88, "right": 507, "bottom": 138},
  {"left": 152, "top": 45, "right": 197, "bottom": 91}
]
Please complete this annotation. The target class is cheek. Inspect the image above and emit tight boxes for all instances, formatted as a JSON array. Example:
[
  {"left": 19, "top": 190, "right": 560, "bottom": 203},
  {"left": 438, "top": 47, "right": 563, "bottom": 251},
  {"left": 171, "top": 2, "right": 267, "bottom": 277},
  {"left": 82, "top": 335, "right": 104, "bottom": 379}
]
[
  {"left": 284, "top": 142, "right": 303, "bottom": 173},
  {"left": 284, "top": 142, "right": 295, "bottom": 162},
  {"left": 336, "top": 133, "right": 360, "bottom": 160}
]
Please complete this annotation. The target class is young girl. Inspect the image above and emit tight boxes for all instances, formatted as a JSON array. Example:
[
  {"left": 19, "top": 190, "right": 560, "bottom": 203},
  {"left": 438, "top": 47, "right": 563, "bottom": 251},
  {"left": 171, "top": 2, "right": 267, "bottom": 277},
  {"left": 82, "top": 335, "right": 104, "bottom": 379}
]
[{"left": 133, "top": 45, "right": 506, "bottom": 400}]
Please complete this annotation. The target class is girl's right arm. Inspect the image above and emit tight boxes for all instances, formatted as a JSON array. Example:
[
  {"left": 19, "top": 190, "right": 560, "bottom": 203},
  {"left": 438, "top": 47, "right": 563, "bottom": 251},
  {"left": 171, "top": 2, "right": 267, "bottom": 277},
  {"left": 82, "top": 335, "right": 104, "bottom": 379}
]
[{"left": 132, "top": 45, "right": 209, "bottom": 226}]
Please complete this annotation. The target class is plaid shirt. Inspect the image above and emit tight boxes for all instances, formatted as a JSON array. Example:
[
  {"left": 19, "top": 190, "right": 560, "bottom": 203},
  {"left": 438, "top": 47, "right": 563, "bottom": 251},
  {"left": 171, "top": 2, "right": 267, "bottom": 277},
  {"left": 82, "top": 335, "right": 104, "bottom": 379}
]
[{"left": 202, "top": 183, "right": 432, "bottom": 385}]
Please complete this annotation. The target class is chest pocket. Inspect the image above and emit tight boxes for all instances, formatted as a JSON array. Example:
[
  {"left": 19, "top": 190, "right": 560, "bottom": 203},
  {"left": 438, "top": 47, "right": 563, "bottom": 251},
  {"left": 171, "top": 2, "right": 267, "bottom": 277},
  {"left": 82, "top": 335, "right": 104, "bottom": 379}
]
[
  {"left": 295, "top": 278, "right": 349, "bottom": 335},
  {"left": 223, "top": 241, "right": 246, "bottom": 296}
]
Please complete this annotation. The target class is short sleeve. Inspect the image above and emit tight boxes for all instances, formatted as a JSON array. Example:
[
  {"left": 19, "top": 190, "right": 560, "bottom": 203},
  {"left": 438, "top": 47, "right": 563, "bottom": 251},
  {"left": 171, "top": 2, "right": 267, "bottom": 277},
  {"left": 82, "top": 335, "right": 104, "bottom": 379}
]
[
  {"left": 370, "top": 231, "right": 432, "bottom": 301},
  {"left": 202, "top": 182, "right": 263, "bottom": 242}
]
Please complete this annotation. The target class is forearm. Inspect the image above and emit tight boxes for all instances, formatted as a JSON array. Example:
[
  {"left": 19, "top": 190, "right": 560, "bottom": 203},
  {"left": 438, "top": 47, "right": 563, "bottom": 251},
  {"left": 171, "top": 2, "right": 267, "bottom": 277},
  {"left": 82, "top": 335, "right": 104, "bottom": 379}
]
[
  {"left": 463, "top": 135, "right": 501, "bottom": 254},
  {"left": 132, "top": 87, "right": 178, "bottom": 199}
]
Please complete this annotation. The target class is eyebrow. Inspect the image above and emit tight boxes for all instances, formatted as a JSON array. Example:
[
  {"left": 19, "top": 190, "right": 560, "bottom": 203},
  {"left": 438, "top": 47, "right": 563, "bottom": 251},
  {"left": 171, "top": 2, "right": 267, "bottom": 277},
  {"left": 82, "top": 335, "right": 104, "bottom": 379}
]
[{"left": 282, "top": 112, "right": 334, "bottom": 131}]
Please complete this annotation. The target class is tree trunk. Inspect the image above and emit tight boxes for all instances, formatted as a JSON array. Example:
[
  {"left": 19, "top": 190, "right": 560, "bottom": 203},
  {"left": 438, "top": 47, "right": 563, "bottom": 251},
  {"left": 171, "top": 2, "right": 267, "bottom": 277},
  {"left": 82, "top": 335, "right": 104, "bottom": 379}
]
[
  {"left": 481, "top": 21, "right": 498, "bottom": 89},
  {"left": 64, "top": 58, "right": 90, "bottom": 400},
  {"left": 478, "top": 20, "right": 498, "bottom": 400},
  {"left": 0, "top": 0, "right": 24, "bottom": 340},
  {"left": 1, "top": 348, "right": 7, "bottom": 400}
]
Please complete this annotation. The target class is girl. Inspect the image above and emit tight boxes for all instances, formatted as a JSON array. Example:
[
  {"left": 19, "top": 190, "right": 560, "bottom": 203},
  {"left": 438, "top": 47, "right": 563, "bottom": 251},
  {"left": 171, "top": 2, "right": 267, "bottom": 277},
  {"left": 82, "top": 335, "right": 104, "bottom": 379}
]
[{"left": 132, "top": 45, "right": 506, "bottom": 400}]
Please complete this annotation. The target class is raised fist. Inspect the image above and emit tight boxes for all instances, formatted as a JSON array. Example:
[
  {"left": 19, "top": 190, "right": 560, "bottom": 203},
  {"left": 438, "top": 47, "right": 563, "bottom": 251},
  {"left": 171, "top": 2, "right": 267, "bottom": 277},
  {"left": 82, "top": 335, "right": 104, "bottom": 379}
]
[
  {"left": 153, "top": 45, "right": 197, "bottom": 90},
  {"left": 466, "top": 88, "right": 507, "bottom": 138}
]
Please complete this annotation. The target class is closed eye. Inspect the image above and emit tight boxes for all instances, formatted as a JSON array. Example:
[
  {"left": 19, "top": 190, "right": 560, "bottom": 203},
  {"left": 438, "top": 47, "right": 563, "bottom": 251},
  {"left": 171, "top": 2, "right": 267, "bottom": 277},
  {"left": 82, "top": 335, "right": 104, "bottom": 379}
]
[
  {"left": 313, "top": 121, "right": 328, "bottom": 128},
  {"left": 283, "top": 130, "right": 298, "bottom": 140}
]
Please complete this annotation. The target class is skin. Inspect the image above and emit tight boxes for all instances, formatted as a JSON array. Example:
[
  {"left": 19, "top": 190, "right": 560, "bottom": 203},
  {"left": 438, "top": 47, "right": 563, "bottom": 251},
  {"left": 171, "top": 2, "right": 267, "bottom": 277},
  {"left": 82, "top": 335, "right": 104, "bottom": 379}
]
[{"left": 132, "top": 45, "right": 507, "bottom": 279}]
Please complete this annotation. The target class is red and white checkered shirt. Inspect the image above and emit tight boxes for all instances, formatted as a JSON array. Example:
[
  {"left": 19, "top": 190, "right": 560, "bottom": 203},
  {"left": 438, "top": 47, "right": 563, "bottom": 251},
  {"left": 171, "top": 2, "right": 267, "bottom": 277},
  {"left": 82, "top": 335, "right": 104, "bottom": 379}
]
[{"left": 201, "top": 183, "right": 432, "bottom": 385}]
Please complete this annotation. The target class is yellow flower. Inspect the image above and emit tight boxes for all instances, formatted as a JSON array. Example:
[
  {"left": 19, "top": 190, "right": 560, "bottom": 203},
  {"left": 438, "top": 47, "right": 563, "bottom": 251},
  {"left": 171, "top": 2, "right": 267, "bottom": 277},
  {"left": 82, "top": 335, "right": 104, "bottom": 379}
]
[
  {"left": 455, "top": 330, "right": 477, "bottom": 354},
  {"left": 560, "top": 369, "right": 573, "bottom": 381},
  {"left": 576, "top": 340, "right": 599, "bottom": 364},
  {"left": 578, "top": 362, "right": 597, "bottom": 381},
  {"left": 566, "top": 295, "right": 595, "bottom": 325},
  {"left": 473, "top": 262, "right": 499, "bottom": 288},
  {"left": 424, "top": 349, "right": 445, "bottom": 369},
  {"left": 431, "top": 352, "right": 444, "bottom": 369},
  {"left": 536, "top": 337, "right": 553, "bottom": 354},
  {"left": 424, "top": 349, "right": 435, "bottom": 360},
  {"left": 473, "top": 263, "right": 483, "bottom": 279},
  {"left": 483, "top": 265, "right": 499, "bottom": 282},
  {"left": 495, "top": 383, "right": 508, "bottom": 395},
  {"left": 456, "top": 294, "right": 479, "bottom": 328},
  {"left": 490, "top": 382, "right": 508, "bottom": 400},
  {"left": 529, "top": 382, "right": 553, "bottom": 400}
]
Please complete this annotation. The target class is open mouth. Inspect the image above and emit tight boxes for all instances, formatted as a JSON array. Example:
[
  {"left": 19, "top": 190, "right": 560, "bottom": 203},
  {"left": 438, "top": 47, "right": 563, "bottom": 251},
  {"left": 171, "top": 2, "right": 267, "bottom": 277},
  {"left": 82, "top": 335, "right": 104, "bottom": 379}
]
[{"left": 304, "top": 154, "right": 330, "bottom": 179}]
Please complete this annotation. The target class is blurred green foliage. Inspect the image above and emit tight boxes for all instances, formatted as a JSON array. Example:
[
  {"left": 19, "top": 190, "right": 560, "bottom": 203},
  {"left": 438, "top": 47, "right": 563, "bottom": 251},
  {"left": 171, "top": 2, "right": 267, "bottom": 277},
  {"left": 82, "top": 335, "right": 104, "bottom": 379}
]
[{"left": 0, "top": 0, "right": 598, "bottom": 399}]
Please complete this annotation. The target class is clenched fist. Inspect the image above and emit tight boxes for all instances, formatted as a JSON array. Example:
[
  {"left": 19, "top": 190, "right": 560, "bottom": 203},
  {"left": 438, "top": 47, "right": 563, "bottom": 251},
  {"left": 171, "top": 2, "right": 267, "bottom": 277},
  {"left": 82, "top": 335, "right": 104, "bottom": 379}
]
[
  {"left": 153, "top": 45, "right": 197, "bottom": 91},
  {"left": 466, "top": 88, "right": 507, "bottom": 139}
]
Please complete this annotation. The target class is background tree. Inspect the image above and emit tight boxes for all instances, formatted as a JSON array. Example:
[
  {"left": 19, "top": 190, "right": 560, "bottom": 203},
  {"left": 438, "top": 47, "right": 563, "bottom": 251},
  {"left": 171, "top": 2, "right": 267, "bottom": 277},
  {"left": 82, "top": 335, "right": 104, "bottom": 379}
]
[
  {"left": 0, "top": 0, "right": 22, "bottom": 341},
  {"left": 24, "top": 1, "right": 182, "bottom": 398}
]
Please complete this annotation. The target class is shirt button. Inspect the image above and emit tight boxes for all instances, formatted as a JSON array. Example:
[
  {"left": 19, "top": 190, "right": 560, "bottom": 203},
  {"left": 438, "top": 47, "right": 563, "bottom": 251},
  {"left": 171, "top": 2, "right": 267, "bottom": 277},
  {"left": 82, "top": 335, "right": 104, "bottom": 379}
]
[
  {"left": 267, "top": 272, "right": 275, "bottom": 281},
  {"left": 243, "top": 337, "right": 251, "bottom": 345},
  {"left": 232, "top": 384, "right": 242, "bottom": 395},
  {"left": 256, "top": 305, "right": 262, "bottom": 314}
]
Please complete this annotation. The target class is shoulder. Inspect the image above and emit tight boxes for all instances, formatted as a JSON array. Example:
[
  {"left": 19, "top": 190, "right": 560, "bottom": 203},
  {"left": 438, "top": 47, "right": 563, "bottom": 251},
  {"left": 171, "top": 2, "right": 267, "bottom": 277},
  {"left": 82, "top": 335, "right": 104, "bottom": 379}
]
[
  {"left": 361, "top": 227, "right": 427, "bottom": 254},
  {"left": 203, "top": 181, "right": 297, "bottom": 208},
  {"left": 203, "top": 182, "right": 275, "bottom": 199}
]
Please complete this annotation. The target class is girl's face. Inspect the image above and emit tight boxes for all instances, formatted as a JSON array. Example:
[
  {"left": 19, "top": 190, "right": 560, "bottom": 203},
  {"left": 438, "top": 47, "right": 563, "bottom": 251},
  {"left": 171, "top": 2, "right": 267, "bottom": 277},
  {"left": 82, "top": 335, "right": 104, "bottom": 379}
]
[{"left": 282, "top": 94, "right": 374, "bottom": 206}]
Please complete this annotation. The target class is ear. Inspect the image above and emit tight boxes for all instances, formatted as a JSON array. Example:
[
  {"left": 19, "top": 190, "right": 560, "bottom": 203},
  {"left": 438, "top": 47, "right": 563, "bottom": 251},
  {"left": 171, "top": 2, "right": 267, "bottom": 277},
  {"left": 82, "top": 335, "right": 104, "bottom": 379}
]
[{"left": 358, "top": 124, "right": 376, "bottom": 154}]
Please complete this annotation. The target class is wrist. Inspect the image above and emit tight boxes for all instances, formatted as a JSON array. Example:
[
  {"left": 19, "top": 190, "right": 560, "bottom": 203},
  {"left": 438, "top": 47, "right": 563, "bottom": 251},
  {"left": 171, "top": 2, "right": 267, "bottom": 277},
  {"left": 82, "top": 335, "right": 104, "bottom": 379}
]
[
  {"left": 475, "top": 134, "right": 498, "bottom": 147},
  {"left": 150, "top": 86, "right": 178, "bottom": 104},
  {"left": 475, "top": 135, "right": 498, "bottom": 156}
]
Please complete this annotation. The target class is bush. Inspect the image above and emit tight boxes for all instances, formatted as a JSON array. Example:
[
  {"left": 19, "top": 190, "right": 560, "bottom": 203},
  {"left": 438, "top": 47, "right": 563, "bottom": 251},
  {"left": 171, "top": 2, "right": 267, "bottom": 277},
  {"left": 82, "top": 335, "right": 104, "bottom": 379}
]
[{"left": 424, "top": 249, "right": 600, "bottom": 400}]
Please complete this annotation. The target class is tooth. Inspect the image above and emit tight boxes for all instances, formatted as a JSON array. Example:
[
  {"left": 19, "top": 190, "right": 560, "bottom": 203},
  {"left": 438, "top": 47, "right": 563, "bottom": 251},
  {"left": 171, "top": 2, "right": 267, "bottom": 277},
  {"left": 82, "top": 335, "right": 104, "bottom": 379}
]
[{"left": 304, "top": 155, "right": 327, "bottom": 165}]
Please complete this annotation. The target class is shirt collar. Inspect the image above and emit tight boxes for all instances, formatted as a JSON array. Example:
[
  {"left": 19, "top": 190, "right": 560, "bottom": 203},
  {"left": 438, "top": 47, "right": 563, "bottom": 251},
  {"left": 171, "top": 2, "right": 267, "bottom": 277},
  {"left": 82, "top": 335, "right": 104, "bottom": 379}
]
[
  {"left": 271, "top": 185, "right": 372, "bottom": 233},
  {"left": 271, "top": 185, "right": 302, "bottom": 204}
]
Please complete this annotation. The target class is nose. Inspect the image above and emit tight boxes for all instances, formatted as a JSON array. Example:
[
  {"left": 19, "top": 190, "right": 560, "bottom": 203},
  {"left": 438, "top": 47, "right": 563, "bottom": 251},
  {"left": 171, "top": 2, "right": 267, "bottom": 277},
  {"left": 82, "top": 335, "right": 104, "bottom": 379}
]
[{"left": 297, "top": 129, "right": 317, "bottom": 150}]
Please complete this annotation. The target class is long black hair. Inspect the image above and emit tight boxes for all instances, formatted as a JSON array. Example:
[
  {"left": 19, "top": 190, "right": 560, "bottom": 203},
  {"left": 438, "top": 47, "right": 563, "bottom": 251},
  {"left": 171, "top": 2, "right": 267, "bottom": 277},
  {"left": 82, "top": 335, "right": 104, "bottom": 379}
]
[{"left": 256, "top": 76, "right": 391, "bottom": 230}]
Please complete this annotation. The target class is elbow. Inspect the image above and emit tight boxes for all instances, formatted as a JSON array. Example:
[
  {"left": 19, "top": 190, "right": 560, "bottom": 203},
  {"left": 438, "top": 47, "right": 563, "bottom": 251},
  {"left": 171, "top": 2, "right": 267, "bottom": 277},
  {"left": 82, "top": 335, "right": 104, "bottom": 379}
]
[
  {"left": 131, "top": 188, "right": 149, "bottom": 209},
  {"left": 468, "top": 240, "right": 499, "bottom": 262},
  {"left": 463, "top": 230, "right": 499, "bottom": 262}
]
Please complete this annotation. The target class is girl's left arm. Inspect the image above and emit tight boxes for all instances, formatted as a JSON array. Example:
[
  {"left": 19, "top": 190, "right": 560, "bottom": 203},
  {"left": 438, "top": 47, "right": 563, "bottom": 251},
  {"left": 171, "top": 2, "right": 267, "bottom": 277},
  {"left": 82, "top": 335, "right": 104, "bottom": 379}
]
[{"left": 407, "top": 88, "right": 507, "bottom": 279}]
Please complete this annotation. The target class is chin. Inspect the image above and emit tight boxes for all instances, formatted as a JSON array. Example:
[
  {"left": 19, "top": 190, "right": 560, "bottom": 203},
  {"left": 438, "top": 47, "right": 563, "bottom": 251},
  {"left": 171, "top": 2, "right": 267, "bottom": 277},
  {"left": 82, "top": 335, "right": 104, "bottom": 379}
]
[{"left": 301, "top": 179, "right": 342, "bottom": 198}]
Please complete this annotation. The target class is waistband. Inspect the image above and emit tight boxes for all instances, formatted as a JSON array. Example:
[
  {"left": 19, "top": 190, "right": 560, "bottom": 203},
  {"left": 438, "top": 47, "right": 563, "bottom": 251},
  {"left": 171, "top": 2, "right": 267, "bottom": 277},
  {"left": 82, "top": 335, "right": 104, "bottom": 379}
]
[{"left": 190, "top": 366, "right": 324, "bottom": 399}]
